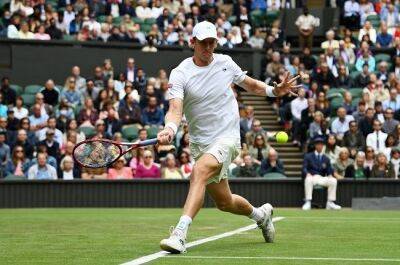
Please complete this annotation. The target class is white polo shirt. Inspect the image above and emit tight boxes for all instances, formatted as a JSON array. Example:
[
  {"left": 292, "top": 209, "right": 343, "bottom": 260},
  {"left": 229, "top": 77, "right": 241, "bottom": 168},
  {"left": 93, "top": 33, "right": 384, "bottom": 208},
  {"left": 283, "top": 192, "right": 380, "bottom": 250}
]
[{"left": 167, "top": 53, "right": 246, "bottom": 145}]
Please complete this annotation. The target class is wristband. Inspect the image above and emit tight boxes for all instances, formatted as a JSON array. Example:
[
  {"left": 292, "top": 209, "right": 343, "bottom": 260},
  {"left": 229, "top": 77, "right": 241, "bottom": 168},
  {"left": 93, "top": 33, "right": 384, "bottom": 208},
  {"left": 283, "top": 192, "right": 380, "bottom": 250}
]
[
  {"left": 265, "top": 85, "right": 276, "bottom": 97},
  {"left": 165, "top": 122, "right": 178, "bottom": 136}
]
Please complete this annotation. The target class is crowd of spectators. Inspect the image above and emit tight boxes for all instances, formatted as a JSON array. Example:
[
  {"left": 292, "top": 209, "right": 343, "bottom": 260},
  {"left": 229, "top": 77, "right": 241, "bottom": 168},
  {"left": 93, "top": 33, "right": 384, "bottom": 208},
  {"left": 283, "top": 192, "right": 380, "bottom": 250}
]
[
  {"left": 0, "top": 0, "right": 288, "bottom": 50},
  {"left": 2, "top": 0, "right": 400, "bottom": 182}
]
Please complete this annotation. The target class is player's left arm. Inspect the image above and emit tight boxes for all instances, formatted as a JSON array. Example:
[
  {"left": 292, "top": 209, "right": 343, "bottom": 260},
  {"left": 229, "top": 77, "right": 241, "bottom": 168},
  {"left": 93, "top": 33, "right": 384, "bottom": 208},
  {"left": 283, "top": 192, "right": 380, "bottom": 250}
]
[{"left": 239, "top": 72, "right": 301, "bottom": 97}]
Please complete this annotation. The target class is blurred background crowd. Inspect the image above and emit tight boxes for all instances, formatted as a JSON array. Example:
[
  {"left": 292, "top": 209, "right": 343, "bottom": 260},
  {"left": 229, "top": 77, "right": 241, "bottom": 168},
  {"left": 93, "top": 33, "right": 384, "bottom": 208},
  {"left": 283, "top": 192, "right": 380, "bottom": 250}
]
[{"left": 0, "top": 0, "right": 400, "bottom": 181}]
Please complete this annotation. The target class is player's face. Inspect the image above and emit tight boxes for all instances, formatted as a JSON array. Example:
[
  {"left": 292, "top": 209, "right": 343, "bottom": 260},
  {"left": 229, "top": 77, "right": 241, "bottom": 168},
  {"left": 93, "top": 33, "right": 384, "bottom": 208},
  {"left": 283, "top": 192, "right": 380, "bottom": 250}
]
[{"left": 194, "top": 38, "right": 217, "bottom": 63}]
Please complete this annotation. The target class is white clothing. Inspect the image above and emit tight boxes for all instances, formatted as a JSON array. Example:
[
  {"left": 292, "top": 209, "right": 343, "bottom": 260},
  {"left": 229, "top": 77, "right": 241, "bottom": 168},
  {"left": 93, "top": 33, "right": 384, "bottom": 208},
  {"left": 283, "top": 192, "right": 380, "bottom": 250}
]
[
  {"left": 366, "top": 130, "right": 388, "bottom": 153},
  {"left": 391, "top": 158, "right": 400, "bottom": 179},
  {"left": 63, "top": 11, "right": 76, "bottom": 27},
  {"left": 290, "top": 98, "right": 308, "bottom": 120},
  {"left": 190, "top": 137, "right": 240, "bottom": 184},
  {"left": 7, "top": 25, "right": 19, "bottom": 38},
  {"left": 36, "top": 127, "right": 63, "bottom": 146},
  {"left": 62, "top": 170, "right": 74, "bottom": 180},
  {"left": 167, "top": 53, "right": 246, "bottom": 145},
  {"left": 13, "top": 107, "right": 28, "bottom": 120},
  {"left": 358, "top": 28, "right": 377, "bottom": 43},
  {"left": 136, "top": 6, "right": 153, "bottom": 19},
  {"left": 295, "top": 14, "right": 319, "bottom": 30},
  {"left": 331, "top": 115, "right": 355, "bottom": 136},
  {"left": 304, "top": 175, "right": 337, "bottom": 201},
  {"left": 344, "top": 0, "right": 360, "bottom": 16},
  {"left": 18, "top": 31, "right": 34, "bottom": 39}
]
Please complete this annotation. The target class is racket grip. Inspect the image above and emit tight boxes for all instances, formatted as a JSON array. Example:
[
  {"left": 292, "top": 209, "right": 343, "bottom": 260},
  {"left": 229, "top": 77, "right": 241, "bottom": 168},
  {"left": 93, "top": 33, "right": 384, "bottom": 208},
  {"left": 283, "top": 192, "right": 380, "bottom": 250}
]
[{"left": 139, "top": 138, "right": 158, "bottom": 146}]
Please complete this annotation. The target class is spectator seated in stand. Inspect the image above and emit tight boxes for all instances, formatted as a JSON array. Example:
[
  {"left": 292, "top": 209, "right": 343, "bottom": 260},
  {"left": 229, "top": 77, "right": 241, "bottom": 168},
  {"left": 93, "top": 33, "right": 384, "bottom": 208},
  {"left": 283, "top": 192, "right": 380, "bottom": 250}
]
[
  {"left": 237, "top": 153, "right": 259, "bottom": 178},
  {"left": 302, "top": 136, "right": 341, "bottom": 211},
  {"left": 248, "top": 134, "right": 270, "bottom": 166},
  {"left": 107, "top": 157, "right": 133, "bottom": 179},
  {"left": 345, "top": 151, "right": 370, "bottom": 179},
  {"left": 141, "top": 96, "right": 164, "bottom": 128},
  {"left": 370, "top": 152, "right": 396, "bottom": 178},
  {"left": 5, "top": 144, "right": 30, "bottom": 178},
  {"left": 27, "top": 152, "right": 58, "bottom": 180},
  {"left": 259, "top": 148, "right": 285, "bottom": 176},
  {"left": 58, "top": 155, "right": 80, "bottom": 180},
  {"left": 333, "top": 147, "right": 354, "bottom": 179},
  {"left": 136, "top": 150, "right": 161, "bottom": 178},
  {"left": 161, "top": 153, "right": 183, "bottom": 179}
]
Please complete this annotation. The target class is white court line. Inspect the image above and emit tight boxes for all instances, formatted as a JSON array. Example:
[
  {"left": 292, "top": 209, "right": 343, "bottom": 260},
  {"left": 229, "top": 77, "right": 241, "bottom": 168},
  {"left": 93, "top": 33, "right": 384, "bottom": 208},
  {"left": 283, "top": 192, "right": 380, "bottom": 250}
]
[
  {"left": 164, "top": 256, "right": 400, "bottom": 262},
  {"left": 120, "top": 216, "right": 285, "bottom": 265}
]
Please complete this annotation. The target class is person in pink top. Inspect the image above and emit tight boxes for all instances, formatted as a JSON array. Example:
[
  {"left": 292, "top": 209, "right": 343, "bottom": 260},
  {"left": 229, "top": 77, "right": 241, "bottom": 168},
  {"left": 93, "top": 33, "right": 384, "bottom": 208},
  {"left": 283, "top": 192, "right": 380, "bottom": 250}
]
[
  {"left": 129, "top": 147, "right": 145, "bottom": 176},
  {"left": 34, "top": 24, "right": 51, "bottom": 40},
  {"left": 107, "top": 157, "right": 133, "bottom": 179},
  {"left": 135, "top": 150, "right": 161, "bottom": 178}
]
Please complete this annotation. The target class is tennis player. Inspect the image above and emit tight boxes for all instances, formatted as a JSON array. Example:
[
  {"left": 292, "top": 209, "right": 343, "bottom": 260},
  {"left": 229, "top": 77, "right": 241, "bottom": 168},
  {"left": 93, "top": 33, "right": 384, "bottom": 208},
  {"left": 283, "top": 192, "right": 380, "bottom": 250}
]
[{"left": 157, "top": 21, "right": 300, "bottom": 253}]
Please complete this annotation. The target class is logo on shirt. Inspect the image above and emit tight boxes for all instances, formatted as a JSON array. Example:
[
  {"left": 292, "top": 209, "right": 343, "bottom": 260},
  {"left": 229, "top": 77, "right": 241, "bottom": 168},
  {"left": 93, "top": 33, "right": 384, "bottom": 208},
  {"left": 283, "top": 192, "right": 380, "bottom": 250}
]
[
  {"left": 222, "top": 68, "right": 227, "bottom": 72},
  {"left": 167, "top": 83, "right": 173, "bottom": 90}
]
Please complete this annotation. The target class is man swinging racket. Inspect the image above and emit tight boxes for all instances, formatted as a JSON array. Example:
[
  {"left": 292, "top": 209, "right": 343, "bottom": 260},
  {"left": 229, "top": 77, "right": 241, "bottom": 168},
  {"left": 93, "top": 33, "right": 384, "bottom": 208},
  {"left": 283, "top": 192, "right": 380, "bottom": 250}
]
[{"left": 157, "top": 21, "right": 301, "bottom": 253}]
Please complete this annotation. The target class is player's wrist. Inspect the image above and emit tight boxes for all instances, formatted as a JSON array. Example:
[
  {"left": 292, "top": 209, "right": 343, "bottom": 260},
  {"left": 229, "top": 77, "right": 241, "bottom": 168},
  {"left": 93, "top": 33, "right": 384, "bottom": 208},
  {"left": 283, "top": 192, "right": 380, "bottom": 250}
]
[
  {"left": 265, "top": 85, "right": 277, "bottom": 97},
  {"left": 165, "top": 122, "right": 178, "bottom": 136}
]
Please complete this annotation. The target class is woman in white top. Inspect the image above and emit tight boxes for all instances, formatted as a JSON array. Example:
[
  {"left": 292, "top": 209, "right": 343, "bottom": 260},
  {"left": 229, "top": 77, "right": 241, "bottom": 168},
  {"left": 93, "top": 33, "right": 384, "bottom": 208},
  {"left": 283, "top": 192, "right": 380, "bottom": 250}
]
[
  {"left": 322, "top": 134, "right": 341, "bottom": 165},
  {"left": 59, "top": 155, "right": 78, "bottom": 180},
  {"left": 13, "top": 96, "right": 29, "bottom": 120}
]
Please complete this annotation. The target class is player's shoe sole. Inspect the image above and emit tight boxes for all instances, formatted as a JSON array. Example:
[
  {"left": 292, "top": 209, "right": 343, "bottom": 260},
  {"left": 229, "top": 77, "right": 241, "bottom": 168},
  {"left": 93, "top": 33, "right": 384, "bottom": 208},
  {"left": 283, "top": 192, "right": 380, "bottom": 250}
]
[{"left": 257, "top": 203, "right": 275, "bottom": 243}]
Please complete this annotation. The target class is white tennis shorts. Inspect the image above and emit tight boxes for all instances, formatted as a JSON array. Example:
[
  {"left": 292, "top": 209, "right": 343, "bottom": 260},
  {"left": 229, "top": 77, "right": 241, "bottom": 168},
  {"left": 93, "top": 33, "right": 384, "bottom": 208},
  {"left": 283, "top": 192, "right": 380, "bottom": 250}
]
[{"left": 190, "top": 138, "right": 241, "bottom": 184}]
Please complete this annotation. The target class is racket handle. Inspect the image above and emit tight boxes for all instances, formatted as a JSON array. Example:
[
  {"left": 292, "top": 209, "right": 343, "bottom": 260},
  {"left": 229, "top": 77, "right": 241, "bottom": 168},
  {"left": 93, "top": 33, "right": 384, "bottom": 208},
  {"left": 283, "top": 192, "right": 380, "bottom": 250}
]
[{"left": 139, "top": 138, "right": 158, "bottom": 147}]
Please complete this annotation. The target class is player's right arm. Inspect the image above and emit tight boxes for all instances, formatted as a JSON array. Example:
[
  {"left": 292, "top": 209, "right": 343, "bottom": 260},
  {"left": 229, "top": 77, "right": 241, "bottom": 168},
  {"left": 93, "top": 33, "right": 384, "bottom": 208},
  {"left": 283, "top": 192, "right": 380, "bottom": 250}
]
[
  {"left": 158, "top": 98, "right": 183, "bottom": 144},
  {"left": 157, "top": 68, "right": 185, "bottom": 145}
]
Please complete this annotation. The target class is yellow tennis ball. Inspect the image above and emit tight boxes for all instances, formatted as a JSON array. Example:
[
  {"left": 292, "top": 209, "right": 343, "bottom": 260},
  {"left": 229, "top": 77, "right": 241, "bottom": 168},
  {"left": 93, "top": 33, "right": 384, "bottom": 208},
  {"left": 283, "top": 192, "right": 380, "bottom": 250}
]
[{"left": 276, "top": 131, "right": 288, "bottom": 143}]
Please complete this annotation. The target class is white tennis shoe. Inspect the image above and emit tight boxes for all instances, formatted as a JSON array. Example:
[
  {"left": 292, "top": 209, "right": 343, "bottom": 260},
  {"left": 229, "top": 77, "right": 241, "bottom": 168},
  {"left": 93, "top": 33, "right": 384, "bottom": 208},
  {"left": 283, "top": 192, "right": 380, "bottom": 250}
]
[
  {"left": 257, "top": 203, "right": 275, "bottom": 243},
  {"left": 160, "top": 227, "right": 187, "bottom": 254},
  {"left": 326, "top": 201, "right": 342, "bottom": 210}
]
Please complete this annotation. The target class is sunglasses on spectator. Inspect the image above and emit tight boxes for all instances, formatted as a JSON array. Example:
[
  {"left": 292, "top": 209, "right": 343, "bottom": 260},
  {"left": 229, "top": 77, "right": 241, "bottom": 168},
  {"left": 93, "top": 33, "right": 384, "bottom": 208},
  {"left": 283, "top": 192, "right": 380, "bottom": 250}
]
[
  {"left": 15, "top": 149, "right": 23, "bottom": 152},
  {"left": 367, "top": 149, "right": 373, "bottom": 153},
  {"left": 144, "top": 156, "right": 152, "bottom": 158}
]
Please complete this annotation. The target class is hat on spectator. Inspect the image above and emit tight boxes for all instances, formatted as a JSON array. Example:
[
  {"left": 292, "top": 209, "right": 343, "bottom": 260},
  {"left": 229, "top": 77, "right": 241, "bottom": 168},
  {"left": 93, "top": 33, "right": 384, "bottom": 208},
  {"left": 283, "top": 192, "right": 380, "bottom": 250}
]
[
  {"left": 313, "top": 135, "right": 325, "bottom": 144},
  {"left": 192, "top": 21, "right": 217, "bottom": 41}
]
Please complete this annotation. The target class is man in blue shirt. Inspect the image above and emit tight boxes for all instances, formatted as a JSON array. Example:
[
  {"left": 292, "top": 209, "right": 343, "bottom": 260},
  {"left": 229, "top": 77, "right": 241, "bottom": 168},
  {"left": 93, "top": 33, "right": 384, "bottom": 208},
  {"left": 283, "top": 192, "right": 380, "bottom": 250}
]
[
  {"left": 142, "top": 96, "right": 164, "bottom": 127},
  {"left": 27, "top": 152, "right": 57, "bottom": 180},
  {"left": 376, "top": 23, "right": 393, "bottom": 48},
  {"left": 302, "top": 136, "right": 341, "bottom": 210}
]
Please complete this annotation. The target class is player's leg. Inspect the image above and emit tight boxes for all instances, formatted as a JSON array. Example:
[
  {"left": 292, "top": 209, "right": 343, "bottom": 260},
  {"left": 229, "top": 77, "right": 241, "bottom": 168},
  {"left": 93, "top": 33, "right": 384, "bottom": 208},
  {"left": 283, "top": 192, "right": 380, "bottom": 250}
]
[
  {"left": 160, "top": 153, "right": 222, "bottom": 253},
  {"left": 206, "top": 179, "right": 275, "bottom": 243},
  {"left": 206, "top": 179, "right": 253, "bottom": 215}
]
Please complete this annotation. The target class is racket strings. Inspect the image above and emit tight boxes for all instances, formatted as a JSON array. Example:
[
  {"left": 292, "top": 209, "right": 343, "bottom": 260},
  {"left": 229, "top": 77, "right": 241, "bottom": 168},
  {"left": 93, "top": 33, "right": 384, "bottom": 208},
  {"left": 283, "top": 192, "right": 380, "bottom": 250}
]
[{"left": 74, "top": 141, "right": 121, "bottom": 168}]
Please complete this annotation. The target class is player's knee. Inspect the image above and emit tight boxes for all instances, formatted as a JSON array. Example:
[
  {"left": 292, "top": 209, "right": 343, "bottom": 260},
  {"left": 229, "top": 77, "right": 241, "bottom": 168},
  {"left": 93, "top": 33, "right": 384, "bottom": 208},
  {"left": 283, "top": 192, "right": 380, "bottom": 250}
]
[{"left": 192, "top": 164, "right": 217, "bottom": 182}]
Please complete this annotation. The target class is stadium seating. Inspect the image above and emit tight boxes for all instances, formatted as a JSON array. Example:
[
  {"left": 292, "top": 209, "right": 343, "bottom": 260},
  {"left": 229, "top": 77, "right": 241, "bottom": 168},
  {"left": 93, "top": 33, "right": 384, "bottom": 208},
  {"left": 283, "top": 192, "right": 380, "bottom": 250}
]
[
  {"left": 122, "top": 125, "right": 140, "bottom": 141},
  {"left": 24, "top": 85, "right": 43, "bottom": 95}
]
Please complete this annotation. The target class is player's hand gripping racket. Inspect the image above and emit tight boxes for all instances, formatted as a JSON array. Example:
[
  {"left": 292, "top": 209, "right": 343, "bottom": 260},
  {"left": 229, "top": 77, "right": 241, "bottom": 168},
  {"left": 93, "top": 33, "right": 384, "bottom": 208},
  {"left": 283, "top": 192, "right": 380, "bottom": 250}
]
[{"left": 73, "top": 138, "right": 158, "bottom": 168}]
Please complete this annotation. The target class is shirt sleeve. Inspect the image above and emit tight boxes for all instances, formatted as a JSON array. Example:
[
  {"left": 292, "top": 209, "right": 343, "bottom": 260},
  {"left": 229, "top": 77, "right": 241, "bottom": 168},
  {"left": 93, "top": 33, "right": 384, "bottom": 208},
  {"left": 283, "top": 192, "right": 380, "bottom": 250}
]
[
  {"left": 227, "top": 56, "right": 247, "bottom": 85},
  {"left": 167, "top": 69, "right": 185, "bottom": 100}
]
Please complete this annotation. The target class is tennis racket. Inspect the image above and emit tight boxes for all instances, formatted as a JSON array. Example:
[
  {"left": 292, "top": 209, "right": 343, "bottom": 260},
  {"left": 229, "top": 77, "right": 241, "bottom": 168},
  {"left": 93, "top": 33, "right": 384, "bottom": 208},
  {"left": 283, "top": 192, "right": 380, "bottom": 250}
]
[{"left": 73, "top": 138, "right": 158, "bottom": 168}]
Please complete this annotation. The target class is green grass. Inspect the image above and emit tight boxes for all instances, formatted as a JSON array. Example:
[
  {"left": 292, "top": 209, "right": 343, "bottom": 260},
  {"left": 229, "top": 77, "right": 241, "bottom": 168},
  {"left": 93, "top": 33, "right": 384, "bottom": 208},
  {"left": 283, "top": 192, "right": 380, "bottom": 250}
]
[{"left": 1, "top": 209, "right": 400, "bottom": 264}]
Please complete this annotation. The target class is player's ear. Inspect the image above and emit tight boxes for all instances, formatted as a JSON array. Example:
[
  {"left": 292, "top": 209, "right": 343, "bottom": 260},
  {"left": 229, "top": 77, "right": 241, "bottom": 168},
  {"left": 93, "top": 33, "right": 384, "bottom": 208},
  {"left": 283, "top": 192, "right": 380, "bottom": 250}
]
[{"left": 189, "top": 37, "right": 196, "bottom": 49}]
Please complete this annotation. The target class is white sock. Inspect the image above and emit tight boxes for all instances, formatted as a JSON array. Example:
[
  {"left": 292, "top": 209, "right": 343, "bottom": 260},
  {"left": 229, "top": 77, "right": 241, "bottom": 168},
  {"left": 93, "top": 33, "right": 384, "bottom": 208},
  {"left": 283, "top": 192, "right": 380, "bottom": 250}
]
[
  {"left": 248, "top": 206, "right": 264, "bottom": 222},
  {"left": 174, "top": 215, "right": 192, "bottom": 237}
]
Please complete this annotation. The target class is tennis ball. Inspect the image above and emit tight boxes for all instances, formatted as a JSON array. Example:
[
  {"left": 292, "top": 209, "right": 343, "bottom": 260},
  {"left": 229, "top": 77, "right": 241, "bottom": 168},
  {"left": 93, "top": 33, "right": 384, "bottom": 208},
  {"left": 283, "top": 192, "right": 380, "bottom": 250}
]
[{"left": 276, "top": 131, "right": 288, "bottom": 143}]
